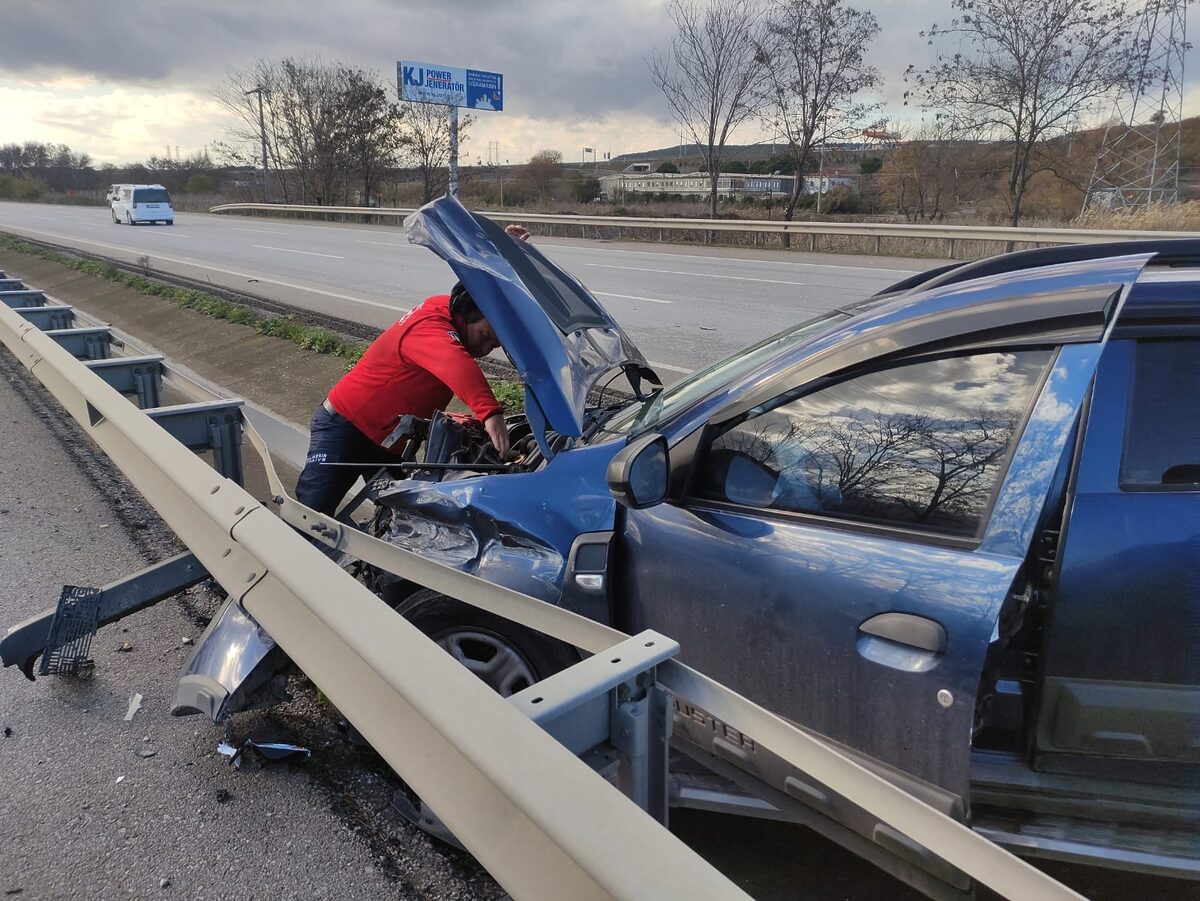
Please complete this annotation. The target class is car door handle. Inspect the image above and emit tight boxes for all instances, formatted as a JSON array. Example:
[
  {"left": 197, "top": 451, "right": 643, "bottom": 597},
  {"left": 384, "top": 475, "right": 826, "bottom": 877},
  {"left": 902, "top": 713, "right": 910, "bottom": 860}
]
[{"left": 858, "top": 613, "right": 946, "bottom": 653}]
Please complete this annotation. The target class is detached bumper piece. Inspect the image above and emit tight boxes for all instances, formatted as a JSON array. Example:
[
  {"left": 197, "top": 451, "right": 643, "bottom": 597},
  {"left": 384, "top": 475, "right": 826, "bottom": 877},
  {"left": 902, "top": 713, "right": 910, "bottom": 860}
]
[{"left": 1, "top": 552, "right": 209, "bottom": 680}]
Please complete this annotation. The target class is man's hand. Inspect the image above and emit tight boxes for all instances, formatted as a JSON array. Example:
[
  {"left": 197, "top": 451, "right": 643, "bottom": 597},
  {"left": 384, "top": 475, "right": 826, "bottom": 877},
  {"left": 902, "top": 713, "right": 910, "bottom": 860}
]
[
  {"left": 483, "top": 413, "right": 511, "bottom": 459},
  {"left": 504, "top": 223, "right": 531, "bottom": 242}
]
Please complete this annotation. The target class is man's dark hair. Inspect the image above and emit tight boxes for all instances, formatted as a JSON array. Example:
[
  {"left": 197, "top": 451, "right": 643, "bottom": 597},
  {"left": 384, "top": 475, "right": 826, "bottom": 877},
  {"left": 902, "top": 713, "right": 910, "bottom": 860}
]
[{"left": 449, "top": 282, "right": 483, "bottom": 323}]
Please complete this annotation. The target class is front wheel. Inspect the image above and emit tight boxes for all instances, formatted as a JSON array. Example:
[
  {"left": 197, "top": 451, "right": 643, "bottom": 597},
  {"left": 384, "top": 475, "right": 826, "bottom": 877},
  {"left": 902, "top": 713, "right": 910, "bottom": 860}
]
[{"left": 393, "top": 588, "right": 578, "bottom": 696}]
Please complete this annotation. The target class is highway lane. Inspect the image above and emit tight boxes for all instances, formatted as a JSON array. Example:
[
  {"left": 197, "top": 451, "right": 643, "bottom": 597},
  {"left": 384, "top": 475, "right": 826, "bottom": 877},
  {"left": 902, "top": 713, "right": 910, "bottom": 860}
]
[{"left": 0, "top": 201, "right": 946, "bottom": 376}]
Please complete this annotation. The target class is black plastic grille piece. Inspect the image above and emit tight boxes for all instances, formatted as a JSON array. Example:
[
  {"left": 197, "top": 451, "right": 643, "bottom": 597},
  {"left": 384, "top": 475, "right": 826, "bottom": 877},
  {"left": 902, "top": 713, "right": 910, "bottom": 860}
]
[{"left": 38, "top": 585, "right": 102, "bottom": 676}]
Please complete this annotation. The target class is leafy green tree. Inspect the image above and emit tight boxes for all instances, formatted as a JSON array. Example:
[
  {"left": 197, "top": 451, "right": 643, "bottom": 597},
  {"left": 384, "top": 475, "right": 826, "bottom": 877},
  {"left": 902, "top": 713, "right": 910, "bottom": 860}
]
[{"left": 656, "top": 161, "right": 680, "bottom": 173}]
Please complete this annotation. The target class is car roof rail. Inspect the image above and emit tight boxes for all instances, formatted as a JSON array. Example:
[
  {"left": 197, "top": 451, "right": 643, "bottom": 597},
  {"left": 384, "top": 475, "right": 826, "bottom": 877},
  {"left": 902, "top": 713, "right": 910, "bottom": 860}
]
[{"left": 875, "top": 239, "right": 1200, "bottom": 298}]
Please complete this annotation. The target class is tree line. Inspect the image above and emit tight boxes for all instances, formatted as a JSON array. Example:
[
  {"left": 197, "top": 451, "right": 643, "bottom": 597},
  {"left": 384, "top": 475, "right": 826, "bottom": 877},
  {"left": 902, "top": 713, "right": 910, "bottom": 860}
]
[{"left": 650, "top": 0, "right": 1151, "bottom": 225}]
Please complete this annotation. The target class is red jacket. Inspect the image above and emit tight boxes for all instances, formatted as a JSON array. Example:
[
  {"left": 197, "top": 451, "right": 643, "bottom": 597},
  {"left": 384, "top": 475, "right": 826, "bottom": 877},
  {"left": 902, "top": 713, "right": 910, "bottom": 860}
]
[{"left": 327, "top": 295, "right": 502, "bottom": 448}]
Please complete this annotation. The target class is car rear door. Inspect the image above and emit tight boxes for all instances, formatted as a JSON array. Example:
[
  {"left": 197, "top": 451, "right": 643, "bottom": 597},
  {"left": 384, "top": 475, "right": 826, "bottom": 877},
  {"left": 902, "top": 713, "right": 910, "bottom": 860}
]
[{"left": 1034, "top": 333, "right": 1200, "bottom": 784}]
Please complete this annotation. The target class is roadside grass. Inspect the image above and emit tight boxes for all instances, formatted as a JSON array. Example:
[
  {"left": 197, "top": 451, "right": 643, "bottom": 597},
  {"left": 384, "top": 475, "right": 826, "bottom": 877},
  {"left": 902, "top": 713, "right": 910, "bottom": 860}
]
[
  {"left": 1075, "top": 200, "right": 1200, "bottom": 231},
  {"left": 0, "top": 231, "right": 526, "bottom": 411}
]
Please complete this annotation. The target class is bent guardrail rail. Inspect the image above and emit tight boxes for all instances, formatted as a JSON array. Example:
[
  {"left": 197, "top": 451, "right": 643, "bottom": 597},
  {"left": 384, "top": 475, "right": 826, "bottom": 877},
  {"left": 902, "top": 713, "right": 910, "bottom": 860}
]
[
  {"left": 209, "top": 201, "right": 1198, "bottom": 256},
  {"left": 0, "top": 278, "right": 1087, "bottom": 900},
  {"left": 0, "top": 287, "right": 750, "bottom": 901}
]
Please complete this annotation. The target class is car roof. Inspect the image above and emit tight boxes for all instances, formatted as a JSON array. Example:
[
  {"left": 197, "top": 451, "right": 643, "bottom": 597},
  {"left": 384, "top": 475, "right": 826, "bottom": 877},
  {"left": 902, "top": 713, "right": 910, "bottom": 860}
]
[{"left": 877, "top": 240, "right": 1200, "bottom": 298}]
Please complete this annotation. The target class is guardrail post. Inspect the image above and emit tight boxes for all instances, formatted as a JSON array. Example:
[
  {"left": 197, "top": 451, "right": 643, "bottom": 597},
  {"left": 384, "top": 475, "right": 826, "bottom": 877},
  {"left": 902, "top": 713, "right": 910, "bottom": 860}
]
[
  {"left": 874, "top": 235, "right": 881, "bottom": 255},
  {"left": 507, "top": 630, "right": 679, "bottom": 825},
  {"left": 45, "top": 327, "right": 112, "bottom": 360},
  {"left": 809, "top": 233, "right": 816, "bottom": 252}
]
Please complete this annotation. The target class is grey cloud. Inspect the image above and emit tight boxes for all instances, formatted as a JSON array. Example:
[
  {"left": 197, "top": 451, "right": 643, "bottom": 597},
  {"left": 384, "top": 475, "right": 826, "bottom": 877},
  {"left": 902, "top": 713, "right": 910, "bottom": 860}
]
[
  {"left": 0, "top": 0, "right": 678, "bottom": 120},
  {"left": 3, "top": 0, "right": 1195, "bottom": 132}
]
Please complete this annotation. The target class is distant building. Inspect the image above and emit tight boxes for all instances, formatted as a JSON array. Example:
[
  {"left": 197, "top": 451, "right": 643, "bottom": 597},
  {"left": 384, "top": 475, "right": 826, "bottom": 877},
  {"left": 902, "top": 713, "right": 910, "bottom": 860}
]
[
  {"left": 598, "top": 171, "right": 797, "bottom": 201},
  {"left": 800, "top": 175, "right": 858, "bottom": 194}
]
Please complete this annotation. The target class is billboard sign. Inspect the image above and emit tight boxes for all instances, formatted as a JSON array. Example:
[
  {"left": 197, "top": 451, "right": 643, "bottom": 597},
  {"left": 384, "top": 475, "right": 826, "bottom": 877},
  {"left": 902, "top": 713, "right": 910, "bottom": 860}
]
[{"left": 399, "top": 61, "right": 504, "bottom": 111}]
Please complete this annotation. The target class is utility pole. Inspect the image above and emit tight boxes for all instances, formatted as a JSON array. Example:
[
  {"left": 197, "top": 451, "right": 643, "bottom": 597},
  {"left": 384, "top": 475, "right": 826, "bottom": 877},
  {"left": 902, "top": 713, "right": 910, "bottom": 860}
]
[
  {"left": 244, "top": 86, "right": 270, "bottom": 203},
  {"left": 447, "top": 107, "right": 459, "bottom": 197}
]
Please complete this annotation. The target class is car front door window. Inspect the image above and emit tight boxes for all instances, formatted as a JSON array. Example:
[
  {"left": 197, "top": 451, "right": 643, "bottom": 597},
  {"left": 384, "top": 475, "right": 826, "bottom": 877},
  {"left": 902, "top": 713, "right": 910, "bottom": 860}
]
[{"left": 693, "top": 348, "right": 1056, "bottom": 539}]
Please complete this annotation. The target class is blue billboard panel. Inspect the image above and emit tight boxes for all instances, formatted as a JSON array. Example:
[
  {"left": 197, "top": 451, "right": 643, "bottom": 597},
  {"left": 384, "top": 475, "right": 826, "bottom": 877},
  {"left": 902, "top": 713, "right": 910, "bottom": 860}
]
[{"left": 399, "top": 61, "right": 503, "bottom": 111}]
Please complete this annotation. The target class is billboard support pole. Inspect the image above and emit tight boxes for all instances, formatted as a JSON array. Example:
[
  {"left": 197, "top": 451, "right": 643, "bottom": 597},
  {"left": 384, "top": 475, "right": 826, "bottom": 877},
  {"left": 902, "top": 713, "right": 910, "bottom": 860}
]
[{"left": 448, "top": 106, "right": 459, "bottom": 198}]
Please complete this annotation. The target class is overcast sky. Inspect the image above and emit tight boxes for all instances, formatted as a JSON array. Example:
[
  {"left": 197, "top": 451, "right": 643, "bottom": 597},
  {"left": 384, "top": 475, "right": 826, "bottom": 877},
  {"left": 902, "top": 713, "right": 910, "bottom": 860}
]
[{"left": 1, "top": 0, "right": 1196, "bottom": 167}]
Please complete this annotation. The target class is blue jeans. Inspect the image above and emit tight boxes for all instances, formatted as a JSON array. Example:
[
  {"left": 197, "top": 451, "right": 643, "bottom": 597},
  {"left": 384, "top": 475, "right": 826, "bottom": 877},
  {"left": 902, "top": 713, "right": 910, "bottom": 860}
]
[{"left": 295, "top": 405, "right": 396, "bottom": 516}]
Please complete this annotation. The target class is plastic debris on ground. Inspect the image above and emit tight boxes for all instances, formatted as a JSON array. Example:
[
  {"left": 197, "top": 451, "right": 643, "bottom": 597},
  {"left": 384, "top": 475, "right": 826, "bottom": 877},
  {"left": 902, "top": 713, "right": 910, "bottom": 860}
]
[
  {"left": 124, "top": 693, "right": 143, "bottom": 721},
  {"left": 217, "top": 738, "right": 310, "bottom": 769}
]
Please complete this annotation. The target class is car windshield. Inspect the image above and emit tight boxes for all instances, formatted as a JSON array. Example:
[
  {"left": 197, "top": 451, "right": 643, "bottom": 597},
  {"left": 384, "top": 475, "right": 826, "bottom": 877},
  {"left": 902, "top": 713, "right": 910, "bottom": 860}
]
[
  {"left": 598, "top": 310, "right": 853, "bottom": 438},
  {"left": 134, "top": 188, "right": 171, "bottom": 204}
]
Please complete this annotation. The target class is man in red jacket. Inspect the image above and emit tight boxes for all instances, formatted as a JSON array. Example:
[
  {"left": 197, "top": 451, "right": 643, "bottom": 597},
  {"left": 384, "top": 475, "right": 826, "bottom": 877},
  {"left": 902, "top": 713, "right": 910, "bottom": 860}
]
[{"left": 295, "top": 279, "right": 514, "bottom": 516}]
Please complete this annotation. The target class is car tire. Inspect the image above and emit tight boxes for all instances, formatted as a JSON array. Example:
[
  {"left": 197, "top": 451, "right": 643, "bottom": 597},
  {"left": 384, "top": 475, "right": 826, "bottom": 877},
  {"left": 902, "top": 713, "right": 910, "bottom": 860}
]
[
  {"left": 125, "top": 211, "right": 134, "bottom": 226},
  {"left": 392, "top": 588, "right": 578, "bottom": 697}
]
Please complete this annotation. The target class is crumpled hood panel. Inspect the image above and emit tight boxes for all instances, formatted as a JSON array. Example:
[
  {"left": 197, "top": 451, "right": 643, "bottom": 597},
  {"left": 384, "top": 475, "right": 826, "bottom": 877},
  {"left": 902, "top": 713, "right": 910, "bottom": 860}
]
[{"left": 405, "top": 196, "right": 655, "bottom": 437}]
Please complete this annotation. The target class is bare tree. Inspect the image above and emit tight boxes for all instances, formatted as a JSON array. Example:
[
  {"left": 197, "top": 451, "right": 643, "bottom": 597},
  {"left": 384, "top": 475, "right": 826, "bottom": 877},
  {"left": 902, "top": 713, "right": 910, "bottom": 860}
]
[
  {"left": 397, "top": 90, "right": 474, "bottom": 204},
  {"left": 759, "top": 0, "right": 882, "bottom": 225},
  {"left": 213, "top": 59, "right": 295, "bottom": 202},
  {"left": 272, "top": 58, "right": 345, "bottom": 204},
  {"left": 518, "top": 149, "right": 564, "bottom": 201},
  {"left": 880, "top": 119, "right": 972, "bottom": 220},
  {"left": 335, "top": 67, "right": 404, "bottom": 205},
  {"left": 905, "top": 0, "right": 1136, "bottom": 225},
  {"left": 648, "top": 0, "right": 766, "bottom": 218}
]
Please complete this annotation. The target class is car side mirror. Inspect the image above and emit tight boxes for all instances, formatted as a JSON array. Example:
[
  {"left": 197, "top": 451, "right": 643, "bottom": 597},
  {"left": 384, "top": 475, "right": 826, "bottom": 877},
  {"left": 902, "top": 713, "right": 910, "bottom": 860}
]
[{"left": 606, "top": 432, "right": 669, "bottom": 509}]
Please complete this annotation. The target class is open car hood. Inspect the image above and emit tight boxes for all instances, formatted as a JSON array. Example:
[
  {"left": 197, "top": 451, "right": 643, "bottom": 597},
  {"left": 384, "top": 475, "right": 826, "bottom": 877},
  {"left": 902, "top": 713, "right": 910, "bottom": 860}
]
[{"left": 405, "top": 196, "right": 658, "bottom": 438}]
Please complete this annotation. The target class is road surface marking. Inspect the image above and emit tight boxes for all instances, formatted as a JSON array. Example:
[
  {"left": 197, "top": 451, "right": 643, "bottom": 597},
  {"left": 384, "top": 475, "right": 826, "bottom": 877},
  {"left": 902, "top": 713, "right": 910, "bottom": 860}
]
[
  {"left": 232, "top": 226, "right": 291, "bottom": 236},
  {"left": 570, "top": 244, "right": 920, "bottom": 274},
  {"left": 587, "top": 262, "right": 806, "bottom": 286},
  {"left": 594, "top": 291, "right": 673, "bottom": 305},
  {"left": 355, "top": 240, "right": 411, "bottom": 247},
  {"left": 253, "top": 244, "right": 345, "bottom": 259},
  {"left": 646, "top": 359, "right": 692, "bottom": 374}
]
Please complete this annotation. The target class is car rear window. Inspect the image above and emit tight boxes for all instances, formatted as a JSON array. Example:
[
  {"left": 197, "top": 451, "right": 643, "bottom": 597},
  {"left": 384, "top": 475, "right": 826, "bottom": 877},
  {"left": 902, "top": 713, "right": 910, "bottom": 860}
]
[
  {"left": 133, "top": 188, "right": 171, "bottom": 204},
  {"left": 1121, "top": 338, "right": 1200, "bottom": 488}
]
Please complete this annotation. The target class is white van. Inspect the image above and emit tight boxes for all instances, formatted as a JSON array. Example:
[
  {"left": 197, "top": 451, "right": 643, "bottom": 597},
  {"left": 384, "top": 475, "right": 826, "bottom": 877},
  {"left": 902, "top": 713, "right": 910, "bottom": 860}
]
[{"left": 111, "top": 184, "right": 174, "bottom": 226}]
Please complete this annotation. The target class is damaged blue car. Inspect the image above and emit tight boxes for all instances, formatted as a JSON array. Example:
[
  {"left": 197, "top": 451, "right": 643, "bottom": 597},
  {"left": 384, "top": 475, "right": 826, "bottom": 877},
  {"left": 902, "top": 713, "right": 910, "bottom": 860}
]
[{"left": 190, "top": 197, "right": 1200, "bottom": 895}]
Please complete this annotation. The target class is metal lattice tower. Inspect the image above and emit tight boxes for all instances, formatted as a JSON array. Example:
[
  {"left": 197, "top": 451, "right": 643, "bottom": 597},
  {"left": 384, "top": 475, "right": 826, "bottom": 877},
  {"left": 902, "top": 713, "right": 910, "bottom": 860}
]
[{"left": 1085, "top": 0, "right": 1188, "bottom": 210}]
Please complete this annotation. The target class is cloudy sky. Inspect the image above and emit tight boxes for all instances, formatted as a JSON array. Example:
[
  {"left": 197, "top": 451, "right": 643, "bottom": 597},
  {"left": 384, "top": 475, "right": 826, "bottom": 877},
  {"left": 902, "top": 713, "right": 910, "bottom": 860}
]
[{"left": 1, "top": 0, "right": 1196, "bottom": 167}]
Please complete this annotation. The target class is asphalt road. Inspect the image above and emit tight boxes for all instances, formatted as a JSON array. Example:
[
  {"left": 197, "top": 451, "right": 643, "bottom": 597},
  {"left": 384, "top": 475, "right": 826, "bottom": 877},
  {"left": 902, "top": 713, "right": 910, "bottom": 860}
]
[{"left": 0, "top": 201, "right": 943, "bottom": 376}]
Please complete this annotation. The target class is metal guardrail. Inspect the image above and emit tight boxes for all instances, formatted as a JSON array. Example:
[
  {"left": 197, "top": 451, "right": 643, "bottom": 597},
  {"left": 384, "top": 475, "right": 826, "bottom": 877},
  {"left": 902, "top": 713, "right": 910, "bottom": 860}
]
[
  {"left": 209, "top": 201, "right": 1199, "bottom": 256},
  {"left": 0, "top": 280, "right": 749, "bottom": 901},
  {"left": 0, "top": 273, "right": 1088, "bottom": 900}
]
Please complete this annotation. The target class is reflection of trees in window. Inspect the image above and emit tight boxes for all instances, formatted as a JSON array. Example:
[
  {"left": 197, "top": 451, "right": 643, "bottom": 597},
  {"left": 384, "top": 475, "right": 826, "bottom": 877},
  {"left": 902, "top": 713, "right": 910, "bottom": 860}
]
[{"left": 702, "top": 350, "right": 1048, "bottom": 536}]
